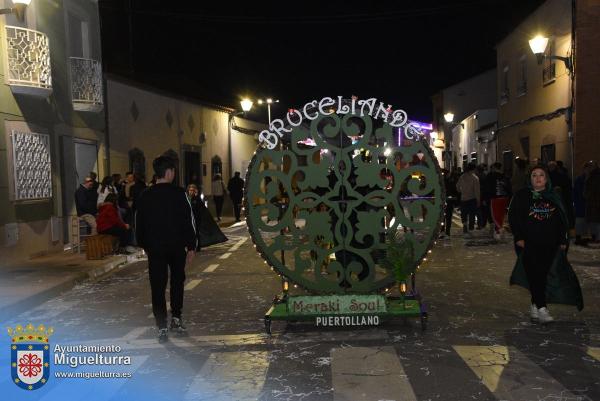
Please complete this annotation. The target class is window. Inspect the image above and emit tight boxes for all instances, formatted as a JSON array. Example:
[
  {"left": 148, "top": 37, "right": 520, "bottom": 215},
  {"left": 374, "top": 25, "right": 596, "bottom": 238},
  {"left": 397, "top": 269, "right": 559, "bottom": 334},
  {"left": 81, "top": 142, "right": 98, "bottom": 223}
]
[
  {"left": 67, "top": 11, "right": 90, "bottom": 58},
  {"left": 542, "top": 38, "right": 556, "bottom": 85},
  {"left": 517, "top": 54, "right": 527, "bottom": 96},
  {"left": 541, "top": 144, "right": 555, "bottom": 164},
  {"left": 500, "top": 65, "right": 509, "bottom": 105}
]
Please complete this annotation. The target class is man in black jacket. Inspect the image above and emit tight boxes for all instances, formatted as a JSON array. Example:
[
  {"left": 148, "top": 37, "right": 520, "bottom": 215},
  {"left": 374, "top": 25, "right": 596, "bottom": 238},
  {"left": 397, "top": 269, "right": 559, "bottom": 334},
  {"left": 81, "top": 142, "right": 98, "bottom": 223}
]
[
  {"left": 74, "top": 177, "right": 97, "bottom": 235},
  {"left": 135, "top": 156, "right": 196, "bottom": 343},
  {"left": 227, "top": 171, "right": 245, "bottom": 222}
]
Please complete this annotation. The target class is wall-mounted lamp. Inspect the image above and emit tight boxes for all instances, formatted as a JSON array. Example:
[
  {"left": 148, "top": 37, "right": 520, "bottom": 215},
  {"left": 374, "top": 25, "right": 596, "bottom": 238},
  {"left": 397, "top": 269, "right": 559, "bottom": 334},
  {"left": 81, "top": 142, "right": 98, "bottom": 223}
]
[
  {"left": 443, "top": 112, "right": 454, "bottom": 123},
  {"left": 528, "top": 34, "right": 573, "bottom": 72},
  {"left": 0, "top": 0, "right": 32, "bottom": 22}
]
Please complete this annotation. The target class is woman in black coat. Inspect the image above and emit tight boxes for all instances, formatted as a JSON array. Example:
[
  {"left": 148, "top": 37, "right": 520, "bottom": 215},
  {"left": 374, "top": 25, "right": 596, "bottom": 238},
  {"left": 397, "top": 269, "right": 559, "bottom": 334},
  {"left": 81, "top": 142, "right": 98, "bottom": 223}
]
[
  {"left": 187, "top": 184, "right": 227, "bottom": 250},
  {"left": 508, "top": 165, "right": 582, "bottom": 323}
]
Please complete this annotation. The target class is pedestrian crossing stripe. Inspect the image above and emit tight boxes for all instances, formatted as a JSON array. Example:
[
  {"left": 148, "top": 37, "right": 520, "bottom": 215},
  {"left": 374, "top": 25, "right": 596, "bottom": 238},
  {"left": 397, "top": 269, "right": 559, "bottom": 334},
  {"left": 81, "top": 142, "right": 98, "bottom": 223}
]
[
  {"left": 183, "top": 351, "right": 269, "bottom": 401},
  {"left": 587, "top": 346, "right": 600, "bottom": 362},
  {"left": 453, "top": 345, "right": 508, "bottom": 392},
  {"left": 331, "top": 346, "right": 417, "bottom": 401},
  {"left": 453, "top": 345, "right": 577, "bottom": 400}
]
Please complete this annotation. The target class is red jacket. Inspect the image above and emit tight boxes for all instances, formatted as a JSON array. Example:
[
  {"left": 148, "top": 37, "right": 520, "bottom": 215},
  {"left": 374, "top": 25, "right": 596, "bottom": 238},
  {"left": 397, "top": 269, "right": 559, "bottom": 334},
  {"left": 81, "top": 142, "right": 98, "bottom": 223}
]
[{"left": 96, "top": 203, "right": 127, "bottom": 233}]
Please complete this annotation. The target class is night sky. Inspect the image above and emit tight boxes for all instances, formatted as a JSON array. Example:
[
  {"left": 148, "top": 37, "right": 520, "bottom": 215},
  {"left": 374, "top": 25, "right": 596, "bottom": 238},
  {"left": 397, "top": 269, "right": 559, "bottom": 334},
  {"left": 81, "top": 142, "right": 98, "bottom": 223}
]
[{"left": 99, "top": 0, "right": 545, "bottom": 123}]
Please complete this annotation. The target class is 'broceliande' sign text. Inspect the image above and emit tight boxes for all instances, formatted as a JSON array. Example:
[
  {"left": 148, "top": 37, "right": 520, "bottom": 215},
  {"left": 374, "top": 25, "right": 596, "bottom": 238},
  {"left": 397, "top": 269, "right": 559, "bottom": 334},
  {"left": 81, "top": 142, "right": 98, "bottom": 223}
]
[{"left": 258, "top": 96, "right": 411, "bottom": 150}]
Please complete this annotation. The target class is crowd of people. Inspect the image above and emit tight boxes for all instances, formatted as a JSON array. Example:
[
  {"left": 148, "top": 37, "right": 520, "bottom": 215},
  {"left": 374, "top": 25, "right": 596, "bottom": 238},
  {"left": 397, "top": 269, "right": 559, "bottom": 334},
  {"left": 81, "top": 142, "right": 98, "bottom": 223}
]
[
  {"left": 74, "top": 171, "right": 147, "bottom": 253},
  {"left": 441, "top": 158, "right": 600, "bottom": 245}
]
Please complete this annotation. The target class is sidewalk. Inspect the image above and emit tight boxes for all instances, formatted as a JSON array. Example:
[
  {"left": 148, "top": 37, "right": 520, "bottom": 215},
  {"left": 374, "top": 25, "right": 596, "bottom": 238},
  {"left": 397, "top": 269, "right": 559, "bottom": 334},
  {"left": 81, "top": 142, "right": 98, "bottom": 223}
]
[
  {"left": 0, "top": 213, "right": 240, "bottom": 324},
  {"left": 0, "top": 249, "right": 145, "bottom": 323}
]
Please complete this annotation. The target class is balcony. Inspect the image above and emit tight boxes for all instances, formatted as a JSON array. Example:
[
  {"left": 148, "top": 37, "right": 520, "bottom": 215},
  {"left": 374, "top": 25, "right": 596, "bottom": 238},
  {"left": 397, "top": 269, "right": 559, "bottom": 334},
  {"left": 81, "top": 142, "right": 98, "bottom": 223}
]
[
  {"left": 5, "top": 26, "right": 52, "bottom": 97},
  {"left": 69, "top": 57, "right": 103, "bottom": 112}
]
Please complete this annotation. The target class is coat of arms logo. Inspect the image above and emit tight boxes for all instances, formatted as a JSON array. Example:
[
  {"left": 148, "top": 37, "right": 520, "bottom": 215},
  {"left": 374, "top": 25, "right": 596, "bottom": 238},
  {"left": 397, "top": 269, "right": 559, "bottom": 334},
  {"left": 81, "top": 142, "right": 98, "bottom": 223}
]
[{"left": 8, "top": 323, "right": 53, "bottom": 390}]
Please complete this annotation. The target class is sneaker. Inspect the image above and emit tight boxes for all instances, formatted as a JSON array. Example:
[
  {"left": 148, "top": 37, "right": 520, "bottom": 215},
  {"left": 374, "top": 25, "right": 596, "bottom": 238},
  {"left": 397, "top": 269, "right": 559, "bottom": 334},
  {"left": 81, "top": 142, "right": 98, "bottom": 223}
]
[
  {"left": 158, "top": 328, "right": 168, "bottom": 343},
  {"left": 530, "top": 304, "right": 539, "bottom": 321},
  {"left": 170, "top": 317, "right": 187, "bottom": 334},
  {"left": 537, "top": 307, "right": 554, "bottom": 324}
]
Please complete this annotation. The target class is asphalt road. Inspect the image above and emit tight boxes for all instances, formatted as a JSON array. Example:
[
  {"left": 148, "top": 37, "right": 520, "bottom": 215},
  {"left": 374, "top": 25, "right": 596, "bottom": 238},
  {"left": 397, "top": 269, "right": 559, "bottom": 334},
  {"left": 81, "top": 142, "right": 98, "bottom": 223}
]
[{"left": 2, "top": 221, "right": 599, "bottom": 401}]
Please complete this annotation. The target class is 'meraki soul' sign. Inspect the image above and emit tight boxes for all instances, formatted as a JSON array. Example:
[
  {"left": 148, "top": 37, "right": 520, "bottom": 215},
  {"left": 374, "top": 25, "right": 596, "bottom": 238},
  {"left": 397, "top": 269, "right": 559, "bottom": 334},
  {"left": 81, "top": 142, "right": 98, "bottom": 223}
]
[{"left": 258, "top": 96, "right": 418, "bottom": 149}]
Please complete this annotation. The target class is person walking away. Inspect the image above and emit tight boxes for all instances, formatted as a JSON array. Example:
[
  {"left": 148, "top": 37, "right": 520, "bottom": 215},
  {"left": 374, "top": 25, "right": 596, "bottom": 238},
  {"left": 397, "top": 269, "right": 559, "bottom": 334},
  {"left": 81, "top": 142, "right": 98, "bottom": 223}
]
[
  {"left": 456, "top": 163, "right": 480, "bottom": 235},
  {"left": 227, "top": 171, "right": 245, "bottom": 222},
  {"left": 508, "top": 165, "right": 583, "bottom": 323},
  {"left": 475, "top": 164, "right": 489, "bottom": 229},
  {"left": 74, "top": 177, "right": 98, "bottom": 235},
  {"left": 187, "top": 184, "right": 227, "bottom": 249},
  {"left": 584, "top": 161, "right": 600, "bottom": 243},
  {"left": 442, "top": 168, "right": 459, "bottom": 236},
  {"left": 97, "top": 176, "right": 116, "bottom": 205},
  {"left": 511, "top": 157, "right": 529, "bottom": 195},
  {"left": 97, "top": 193, "right": 134, "bottom": 253},
  {"left": 211, "top": 174, "right": 226, "bottom": 221},
  {"left": 485, "top": 162, "right": 511, "bottom": 239},
  {"left": 573, "top": 161, "right": 594, "bottom": 246},
  {"left": 136, "top": 156, "right": 197, "bottom": 343}
]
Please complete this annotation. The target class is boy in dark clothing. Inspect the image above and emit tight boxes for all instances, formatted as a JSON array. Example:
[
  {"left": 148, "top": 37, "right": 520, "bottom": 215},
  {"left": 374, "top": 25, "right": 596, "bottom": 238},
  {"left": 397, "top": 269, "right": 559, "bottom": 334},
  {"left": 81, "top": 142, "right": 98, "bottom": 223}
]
[
  {"left": 227, "top": 171, "right": 245, "bottom": 222},
  {"left": 135, "top": 156, "right": 197, "bottom": 343}
]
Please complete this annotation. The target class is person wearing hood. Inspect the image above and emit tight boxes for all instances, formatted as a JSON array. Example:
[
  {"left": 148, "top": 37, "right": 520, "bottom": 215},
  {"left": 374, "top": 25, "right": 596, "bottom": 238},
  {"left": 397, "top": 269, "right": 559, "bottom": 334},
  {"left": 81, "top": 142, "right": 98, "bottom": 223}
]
[
  {"left": 508, "top": 165, "right": 583, "bottom": 323},
  {"left": 97, "top": 193, "right": 134, "bottom": 253}
]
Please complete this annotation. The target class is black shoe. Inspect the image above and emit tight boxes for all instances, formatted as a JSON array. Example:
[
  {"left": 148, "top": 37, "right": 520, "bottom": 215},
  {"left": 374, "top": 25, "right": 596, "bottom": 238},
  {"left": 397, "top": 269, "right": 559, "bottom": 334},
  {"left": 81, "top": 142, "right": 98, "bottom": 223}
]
[
  {"left": 170, "top": 317, "right": 187, "bottom": 334},
  {"left": 158, "top": 328, "right": 168, "bottom": 343}
]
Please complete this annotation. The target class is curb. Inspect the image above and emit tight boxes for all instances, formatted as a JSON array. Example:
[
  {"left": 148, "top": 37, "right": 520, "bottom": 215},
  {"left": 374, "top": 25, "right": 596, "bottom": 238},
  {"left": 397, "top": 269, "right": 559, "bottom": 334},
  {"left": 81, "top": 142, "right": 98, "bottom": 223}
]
[{"left": 0, "top": 252, "right": 146, "bottom": 323}]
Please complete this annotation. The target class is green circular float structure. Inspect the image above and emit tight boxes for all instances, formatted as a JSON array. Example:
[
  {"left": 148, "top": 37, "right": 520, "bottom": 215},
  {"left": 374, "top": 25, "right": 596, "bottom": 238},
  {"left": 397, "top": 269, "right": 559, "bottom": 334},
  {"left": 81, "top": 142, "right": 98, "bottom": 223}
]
[{"left": 244, "top": 97, "right": 444, "bottom": 296}]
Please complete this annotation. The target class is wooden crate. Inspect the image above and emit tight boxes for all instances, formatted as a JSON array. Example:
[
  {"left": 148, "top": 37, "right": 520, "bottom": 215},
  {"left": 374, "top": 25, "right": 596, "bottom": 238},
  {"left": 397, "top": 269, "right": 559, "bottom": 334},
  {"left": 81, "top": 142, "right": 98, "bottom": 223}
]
[
  {"left": 84, "top": 235, "right": 117, "bottom": 260},
  {"left": 85, "top": 235, "right": 105, "bottom": 260}
]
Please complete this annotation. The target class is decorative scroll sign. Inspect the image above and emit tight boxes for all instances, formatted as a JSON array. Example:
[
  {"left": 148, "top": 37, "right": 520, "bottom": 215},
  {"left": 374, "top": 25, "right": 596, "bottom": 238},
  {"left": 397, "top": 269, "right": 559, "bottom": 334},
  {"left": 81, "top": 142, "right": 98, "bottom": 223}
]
[{"left": 258, "top": 96, "right": 423, "bottom": 149}]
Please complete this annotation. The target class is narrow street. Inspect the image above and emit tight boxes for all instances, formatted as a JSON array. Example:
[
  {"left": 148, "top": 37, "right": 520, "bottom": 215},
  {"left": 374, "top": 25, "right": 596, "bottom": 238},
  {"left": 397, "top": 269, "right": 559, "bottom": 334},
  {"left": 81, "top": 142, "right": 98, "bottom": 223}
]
[{"left": 2, "top": 220, "right": 599, "bottom": 401}]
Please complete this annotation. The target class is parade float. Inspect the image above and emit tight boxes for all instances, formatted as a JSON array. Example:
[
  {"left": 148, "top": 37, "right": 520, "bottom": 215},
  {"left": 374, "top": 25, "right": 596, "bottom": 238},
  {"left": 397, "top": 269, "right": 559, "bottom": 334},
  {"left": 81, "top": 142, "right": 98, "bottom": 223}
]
[{"left": 243, "top": 97, "right": 444, "bottom": 334}]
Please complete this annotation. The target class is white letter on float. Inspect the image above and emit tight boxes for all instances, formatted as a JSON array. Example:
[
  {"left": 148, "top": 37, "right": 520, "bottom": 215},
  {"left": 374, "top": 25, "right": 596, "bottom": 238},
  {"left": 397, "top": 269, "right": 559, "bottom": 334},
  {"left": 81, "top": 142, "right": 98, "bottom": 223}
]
[
  {"left": 318, "top": 97, "right": 335, "bottom": 115},
  {"left": 258, "top": 130, "right": 279, "bottom": 150},
  {"left": 389, "top": 109, "right": 408, "bottom": 127},
  {"left": 303, "top": 100, "right": 318, "bottom": 120},
  {"left": 269, "top": 119, "right": 292, "bottom": 138},
  {"left": 358, "top": 98, "right": 377, "bottom": 117},
  {"left": 337, "top": 96, "right": 350, "bottom": 115},
  {"left": 374, "top": 102, "right": 391, "bottom": 122},
  {"left": 287, "top": 109, "right": 303, "bottom": 127},
  {"left": 316, "top": 316, "right": 322, "bottom": 326}
]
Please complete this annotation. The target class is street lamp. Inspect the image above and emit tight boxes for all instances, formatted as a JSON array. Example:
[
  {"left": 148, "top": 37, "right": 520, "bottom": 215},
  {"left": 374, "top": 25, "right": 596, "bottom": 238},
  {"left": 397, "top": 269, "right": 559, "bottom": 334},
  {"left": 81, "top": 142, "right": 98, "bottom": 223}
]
[
  {"left": 0, "top": 0, "right": 31, "bottom": 22},
  {"left": 528, "top": 34, "right": 573, "bottom": 71},
  {"left": 257, "top": 98, "right": 279, "bottom": 125},
  {"left": 444, "top": 112, "right": 454, "bottom": 123},
  {"left": 240, "top": 98, "right": 253, "bottom": 113},
  {"left": 529, "top": 33, "right": 575, "bottom": 177}
]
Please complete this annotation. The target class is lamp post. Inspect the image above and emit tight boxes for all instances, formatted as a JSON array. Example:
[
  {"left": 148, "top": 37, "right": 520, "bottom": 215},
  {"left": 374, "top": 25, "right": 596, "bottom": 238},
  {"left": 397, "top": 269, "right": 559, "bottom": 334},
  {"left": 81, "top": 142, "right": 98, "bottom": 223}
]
[
  {"left": 257, "top": 98, "right": 279, "bottom": 125},
  {"left": 529, "top": 34, "right": 575, "bottom": 178},
  {"left": 0, "top": 0, "right": 32, "bottom": 22}
]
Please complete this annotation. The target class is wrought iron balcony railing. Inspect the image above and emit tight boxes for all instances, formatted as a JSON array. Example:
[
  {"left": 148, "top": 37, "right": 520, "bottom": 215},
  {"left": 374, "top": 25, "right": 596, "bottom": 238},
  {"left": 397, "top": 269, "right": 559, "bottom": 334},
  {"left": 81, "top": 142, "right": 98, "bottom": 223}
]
[
  {"left": 4, "top": 25, "right": 52, "bottom": 96},
  {"left": 69, "top": 57, "right": 103, "bottom": 112}
]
